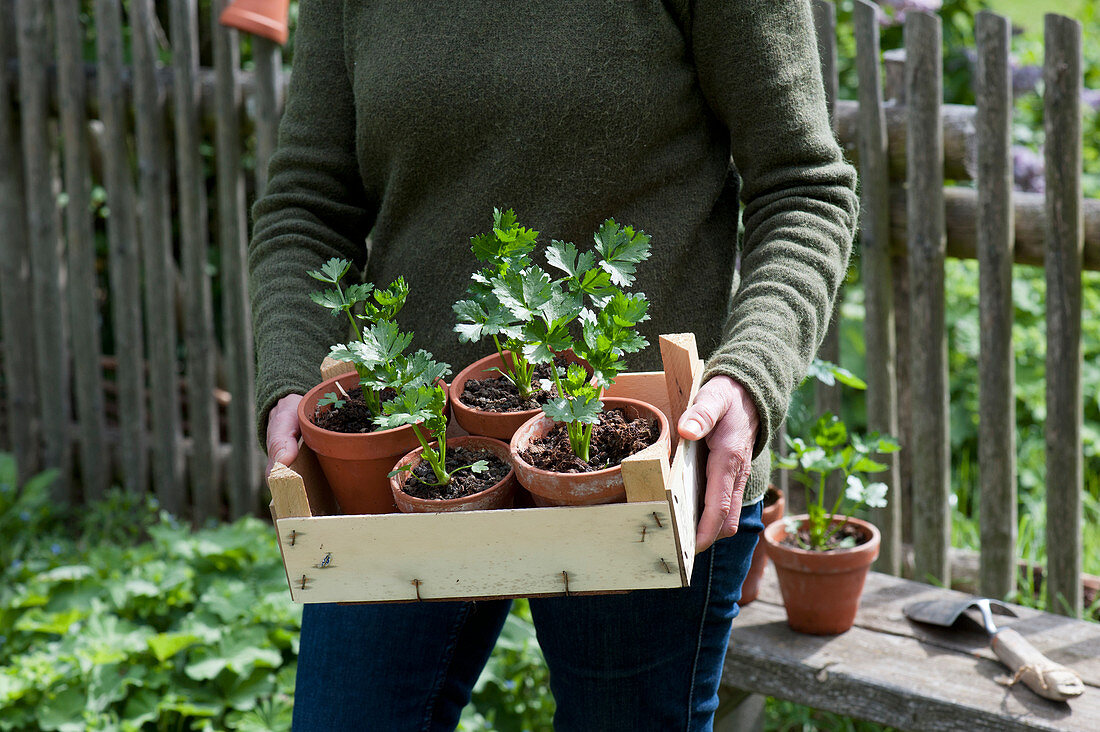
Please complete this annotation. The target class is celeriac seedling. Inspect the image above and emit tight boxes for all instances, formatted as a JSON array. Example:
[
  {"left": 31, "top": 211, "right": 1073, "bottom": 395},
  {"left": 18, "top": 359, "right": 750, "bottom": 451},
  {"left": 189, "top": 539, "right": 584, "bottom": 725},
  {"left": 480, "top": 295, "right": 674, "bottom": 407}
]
[
  {"left": 775, "top": 414, "right": 898, "bottom": 551},
  {"left": 380, "top": 383, "right": 489, "bottom": 487}
]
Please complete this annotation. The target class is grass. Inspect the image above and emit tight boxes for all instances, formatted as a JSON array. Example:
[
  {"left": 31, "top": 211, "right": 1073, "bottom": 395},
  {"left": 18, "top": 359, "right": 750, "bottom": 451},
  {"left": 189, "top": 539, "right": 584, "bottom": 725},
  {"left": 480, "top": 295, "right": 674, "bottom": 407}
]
[{"left": 986, "top": 0, "right": 1090, "bottom": 31}]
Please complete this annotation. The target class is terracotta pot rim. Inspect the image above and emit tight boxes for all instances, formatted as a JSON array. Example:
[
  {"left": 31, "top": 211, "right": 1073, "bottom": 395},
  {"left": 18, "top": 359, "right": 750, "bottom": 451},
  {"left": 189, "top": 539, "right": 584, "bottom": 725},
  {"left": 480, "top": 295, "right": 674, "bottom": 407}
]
[
  {"left": 448, "top": 349, "right": 594, "bottom": 418},
  {"left": 298, "top": 371, "right": 446, "bottom": 443},
  {"left": 508, "top": 397, "right": 670, "bottom": 479},
  {"left": 390, "top": 436, "right": 514, "bottom": 508},
  {"left": 763, "top": 514, "right": 881, "bottom": 558}
]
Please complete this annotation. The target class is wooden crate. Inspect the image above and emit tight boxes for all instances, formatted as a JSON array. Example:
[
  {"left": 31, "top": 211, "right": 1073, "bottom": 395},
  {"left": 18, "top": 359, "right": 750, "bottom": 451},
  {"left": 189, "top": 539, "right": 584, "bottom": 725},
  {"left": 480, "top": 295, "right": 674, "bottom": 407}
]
[{"left": 267, "top": 334, "right": 706, "bottom": 604}]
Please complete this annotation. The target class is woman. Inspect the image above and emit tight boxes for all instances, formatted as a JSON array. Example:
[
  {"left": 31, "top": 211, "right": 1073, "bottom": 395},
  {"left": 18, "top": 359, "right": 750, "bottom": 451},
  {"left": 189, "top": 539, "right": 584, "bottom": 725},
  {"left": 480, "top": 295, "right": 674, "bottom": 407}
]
[{"left": 250, "top": 1, "right": 857, "bottom": 729}]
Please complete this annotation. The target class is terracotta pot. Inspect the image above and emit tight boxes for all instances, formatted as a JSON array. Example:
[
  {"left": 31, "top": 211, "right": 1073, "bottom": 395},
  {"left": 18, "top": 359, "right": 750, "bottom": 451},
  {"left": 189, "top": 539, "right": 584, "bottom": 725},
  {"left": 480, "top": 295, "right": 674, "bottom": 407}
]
[
  {"left": 218, "top": 0, "right": 291, "bottom": 45},
  {"left": 298, "top": 372, "right": 447, "bottom": 515},
  {"left": 509, "top": 397, "right": 670, "bottom": 506},
  {"left": 762, "top": 515, "right": 880, "bottom": 635},
  {"left": 739, "top": 485, "right": 786, "bottom": 605},
  {"left": 389, "top": 436, "right": 517, "bottom": 513},
  {"left": 449, "top": 350, "right": 593, "bottom": 441}
]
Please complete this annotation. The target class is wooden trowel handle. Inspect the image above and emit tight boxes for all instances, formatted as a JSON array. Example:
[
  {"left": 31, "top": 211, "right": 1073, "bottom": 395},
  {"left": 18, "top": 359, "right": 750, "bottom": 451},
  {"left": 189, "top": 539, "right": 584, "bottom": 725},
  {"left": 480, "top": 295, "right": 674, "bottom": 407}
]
[{"left": 991, "top": 627, "right": 1084, "bottom": 702}]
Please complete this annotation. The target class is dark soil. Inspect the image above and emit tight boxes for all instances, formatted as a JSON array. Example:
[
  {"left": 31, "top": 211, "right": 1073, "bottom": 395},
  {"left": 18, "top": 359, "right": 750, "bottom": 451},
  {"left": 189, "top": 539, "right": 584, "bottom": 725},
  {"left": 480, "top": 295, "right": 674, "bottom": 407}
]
[
  {"left": 782, "top": 521, "right": 869, "bottom": 551},
  {"left": 311, "top": 386, "right": 395, "bottom": 434},
  {"left": 459, "top": 356, "right": 576, "bottom": 413},
  {"left": 401, "top": 447, "right": 510, "bottom": 501},
  {"left": 519, "top": 409, "right": 660, "bottom": 473}
]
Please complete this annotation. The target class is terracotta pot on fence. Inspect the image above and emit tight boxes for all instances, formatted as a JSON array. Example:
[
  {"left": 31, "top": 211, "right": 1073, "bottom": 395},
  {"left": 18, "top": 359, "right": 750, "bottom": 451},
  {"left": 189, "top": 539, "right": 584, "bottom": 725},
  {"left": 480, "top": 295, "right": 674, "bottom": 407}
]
[
  {"left": 739, "top": 485, "right": 786, "bottom": 605},
  {"left": 449, "top": 350, "right": 594, "bottom": 441},
  {"left": 218, "top": 0, "right": 291, "bottom": 45},
  {"left": 389, "top": 436, "right": 517, "bottom": 513},
  {"left": 762, "top": 515, "right": 880, "bottom": 635},
  {"left": 509, "top": 397, "right": 669, "bottom": 506},
  {"left": 298, "top": 371, "right": 447, "bottom": 515}
]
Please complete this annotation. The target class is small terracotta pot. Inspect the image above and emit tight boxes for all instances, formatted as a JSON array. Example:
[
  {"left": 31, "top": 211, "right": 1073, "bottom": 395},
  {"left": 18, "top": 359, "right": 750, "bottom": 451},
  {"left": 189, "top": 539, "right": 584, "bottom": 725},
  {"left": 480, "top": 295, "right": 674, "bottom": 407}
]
[
  {"left": 389, "top": 436, "right": 517, "bottom": 513},
  {"left": 509, "top": 397, "right": 670, "bottom": 506},
  {"left": 298, "top": 372, "right": 447, "bottom": 515},
  {"left": 449, "top": 350, "right": 593, "bottom": 441},
  {"left": 218, "top": 0, "right": 291, "bottom": 45},
  {"left": 739, "top": 485, "right": 786, "bottom": 605},
  {"left": 762, "top": 515, "right": 880, "bottom": 635}
]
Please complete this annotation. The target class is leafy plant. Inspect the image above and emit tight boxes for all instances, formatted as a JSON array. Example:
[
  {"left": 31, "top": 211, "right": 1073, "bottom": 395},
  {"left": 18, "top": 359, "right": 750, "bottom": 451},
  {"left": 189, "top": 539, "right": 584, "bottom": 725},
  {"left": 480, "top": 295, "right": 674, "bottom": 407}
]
[
  {"left": 380, "top": 383, "right": 488, "bottom": 487},
  {"left": 456, "top": 212, "right": 653, "bottom": 463},
  {"left": 775, "top": 414, "right": 899, "bottom": 551},
  {"left": 453, "top": 209, "right": 543, "bottom": 399},
  {"left": 308, "top": 258, "right": 446, "bottom": 421}
]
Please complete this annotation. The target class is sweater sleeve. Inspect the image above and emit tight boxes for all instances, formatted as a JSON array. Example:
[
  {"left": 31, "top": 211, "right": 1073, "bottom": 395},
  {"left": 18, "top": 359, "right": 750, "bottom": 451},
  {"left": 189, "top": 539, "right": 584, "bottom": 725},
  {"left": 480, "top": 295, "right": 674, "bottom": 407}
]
[
  {"left": 248, "top": 0, "right": 375, "bottom": 448},
  {"left": 691, "top": 0, "right": 859, "bottom": 458}
]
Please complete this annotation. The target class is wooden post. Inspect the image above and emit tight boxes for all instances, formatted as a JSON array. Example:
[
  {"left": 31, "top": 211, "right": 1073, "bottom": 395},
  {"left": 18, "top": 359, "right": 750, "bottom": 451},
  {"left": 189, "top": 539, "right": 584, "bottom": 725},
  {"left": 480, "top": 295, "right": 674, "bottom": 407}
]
[
  {"left": 812, "top": 0, "right": 844, "bottom": 511},
  {"left": 905, "top": 12, "right": 949, "bottom": 585},
  {"left": 17, "top": 0, "right": 73, "bottom": 499},
  {"left": 884, "top": 47, "right": 913, "bottom": 549},
  {"left": 252, "top": 37, "right": 283, "bottom": 195},
  {"left": 0, "top": 0, "right": 39, "bottom": 481},
  {"left": 855, "top": 0, "right": 901, "bottom": 576},
  {"left": 975, "top": 11, "right": 1017, "bottom": 601},
  {"left": 94, "top": 0, "right": 149, "bottom": 495},
  {"left": 133, "top": 0, "right": 185, "bottom": 512},
  {"left": 212, "top": 0, "right": 259, "bottom": 518},
  {"left": 170, "top": 0, "right": 220, "bottom": 521},
  {"left": 54, "top": 0, "right": 110, "bottom": 499},
  {"left": 1043, "top": 13, "right": 1083, "bottom": 618}
]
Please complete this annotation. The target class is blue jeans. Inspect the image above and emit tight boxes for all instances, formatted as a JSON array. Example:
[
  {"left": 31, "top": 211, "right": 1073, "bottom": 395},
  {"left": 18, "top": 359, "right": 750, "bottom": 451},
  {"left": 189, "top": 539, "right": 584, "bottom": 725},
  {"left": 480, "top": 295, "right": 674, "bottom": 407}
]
[{"left": 292, "top": 501, "right": 763, "bottom": 732}]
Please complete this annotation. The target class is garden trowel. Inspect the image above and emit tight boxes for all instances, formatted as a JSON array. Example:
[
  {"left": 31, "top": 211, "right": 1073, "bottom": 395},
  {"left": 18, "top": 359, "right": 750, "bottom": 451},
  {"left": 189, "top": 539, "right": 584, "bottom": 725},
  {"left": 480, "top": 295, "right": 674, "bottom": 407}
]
[{"left": 904, "top": 597, "right": 1084, "bottom": 702}]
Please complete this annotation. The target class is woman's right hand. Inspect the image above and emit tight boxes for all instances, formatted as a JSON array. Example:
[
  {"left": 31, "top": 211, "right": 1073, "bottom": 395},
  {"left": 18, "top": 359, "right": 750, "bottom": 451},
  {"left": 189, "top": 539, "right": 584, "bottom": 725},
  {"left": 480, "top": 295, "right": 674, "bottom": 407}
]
[{"left": 266, "top": 394, "right": 304, "bottom": 475}]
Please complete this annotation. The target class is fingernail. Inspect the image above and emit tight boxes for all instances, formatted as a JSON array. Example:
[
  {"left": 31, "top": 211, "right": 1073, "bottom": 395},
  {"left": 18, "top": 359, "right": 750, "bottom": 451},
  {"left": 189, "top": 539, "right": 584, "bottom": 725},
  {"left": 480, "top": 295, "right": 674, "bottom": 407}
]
[{"left": 683, "top": 418, "right": 702, "bottom": 436}]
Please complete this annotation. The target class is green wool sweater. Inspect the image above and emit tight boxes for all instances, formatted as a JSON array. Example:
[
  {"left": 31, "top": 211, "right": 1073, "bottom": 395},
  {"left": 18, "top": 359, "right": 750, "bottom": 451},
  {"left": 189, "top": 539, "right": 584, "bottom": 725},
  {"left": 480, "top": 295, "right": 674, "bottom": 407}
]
[{"left": 248, "top": 0, "right": 858, "bottom": 506}]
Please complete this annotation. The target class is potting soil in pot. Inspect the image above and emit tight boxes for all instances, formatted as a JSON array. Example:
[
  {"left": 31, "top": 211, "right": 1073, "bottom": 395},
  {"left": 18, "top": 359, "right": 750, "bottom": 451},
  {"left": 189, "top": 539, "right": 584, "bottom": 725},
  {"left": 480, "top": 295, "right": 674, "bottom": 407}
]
[
  {"left": 402, "top": 447, "right": 511, "bottom": 500},
  {"left": 520, "top": 409, "right": 659, "bottom": 472},
  {"left": 784, "top": 522, "right": 870, "bottom": 551},
  {"left": 311, "top": 386, "right": 395, "bottom": 433},
  {"left": 459, "top": 357, "right": 571, "bottom": 412}
]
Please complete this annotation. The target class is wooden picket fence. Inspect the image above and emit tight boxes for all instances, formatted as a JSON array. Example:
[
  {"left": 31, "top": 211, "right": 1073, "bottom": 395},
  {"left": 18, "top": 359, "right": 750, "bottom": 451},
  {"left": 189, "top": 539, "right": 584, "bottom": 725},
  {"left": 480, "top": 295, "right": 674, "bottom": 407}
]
[
  {"left": 0, "top": 1, "right": 1094, "bottom": 617},
  {"left": 0, "top": 0, "right": 282, "bottom": 522}
]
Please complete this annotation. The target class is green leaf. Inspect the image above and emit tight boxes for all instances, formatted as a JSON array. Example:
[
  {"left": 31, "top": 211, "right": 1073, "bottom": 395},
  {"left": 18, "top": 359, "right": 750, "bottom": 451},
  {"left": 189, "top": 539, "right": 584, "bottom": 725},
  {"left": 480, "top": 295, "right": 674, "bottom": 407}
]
[
  {"left": 306, "top": 258, "right": 351, "bottom": 284},
  {"left": 148, "top": 632, "right": 203, "bottom": 663},
  {"left": 812, "top": 414, "right": 847, "bottom": 448},
  {"left": 308, "top": 290, "right": 345, "bottom": 314},
  {"left": 542, "top": 394, "right": 602, "bottom": 425},
  {"left": 592, "top": 219, "right": 652, "bottom": 287}
]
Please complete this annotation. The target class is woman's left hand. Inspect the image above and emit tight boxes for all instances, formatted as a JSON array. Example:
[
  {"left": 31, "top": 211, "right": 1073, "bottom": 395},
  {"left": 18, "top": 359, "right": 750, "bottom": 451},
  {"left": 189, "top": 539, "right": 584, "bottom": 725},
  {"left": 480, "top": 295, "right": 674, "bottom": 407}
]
[{"left": 677, "top": 375, "right": 759, "bottom": 553}]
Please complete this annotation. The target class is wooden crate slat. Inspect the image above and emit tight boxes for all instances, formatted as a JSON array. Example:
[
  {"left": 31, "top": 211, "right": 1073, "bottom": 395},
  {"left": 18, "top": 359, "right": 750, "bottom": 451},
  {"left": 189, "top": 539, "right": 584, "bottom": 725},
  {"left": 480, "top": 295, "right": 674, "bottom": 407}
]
[
  {"left": 211, "top": 1, "right": 258, "bottom": 518},
  {"left": 905, "top": 11, "right": 950, "bottom": 584},
  {"left": 17, "top": 0, "right": 73, "bottom": 499},
  {"left": 975, "top": 11, "right": 1018, "bottom": 601},
  {"left": 95, "top": 0, "right": 149, "bottom": 495},
  {"left": 170, "top": 0, "right": 220, "bottom": 520},
  {"left": 1043, "top": 13, "right": 1084, "bottom": 618},
  {"left": 0, "top": 0, "right": 40, "bottom": 481},
  {"left": 276, "top": 501, "right": 682, "bottom": 603}
]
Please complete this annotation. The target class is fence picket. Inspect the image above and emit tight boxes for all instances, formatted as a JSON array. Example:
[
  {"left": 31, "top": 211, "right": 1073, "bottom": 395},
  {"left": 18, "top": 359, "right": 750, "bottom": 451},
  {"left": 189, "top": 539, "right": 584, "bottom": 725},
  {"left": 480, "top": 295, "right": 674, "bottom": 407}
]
[
  {"left": 133, "top": 0, "right": 185, "bottom": 513},
  {"left": 1043, "top": 13, "right": 1084, "bottom": 618},
  {"left": 975, "top": 11, "right": 1017, "bottom": 601},
  {"left": 54, "top": 0, "right": 110, "bottom": 500},
  {"left": 94, "top": 0, "right": 149, "bottom": 495},
  {"left": 0, "top": 0, "right": 39, "bottom": 481},
  {"left": 252, "top": 38, "right": 283, "bottom": 195},
  {"left": 171, "top": 0, "right": 220, "bottom": 521},
  {"left": 812, "top": 0, "right": 844, "bottom": 512},
  {"left": 212, "top": 2, "right": 259, "bottom": 518},
  {"left": 854, "top": 0, "right": 901, "bottom": 576},
  {"left": 16, "top": 0, "right": 72, "bottom": 499},
  {"left": 905, "top": 12, "right": 950, "bottom": 585}
]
